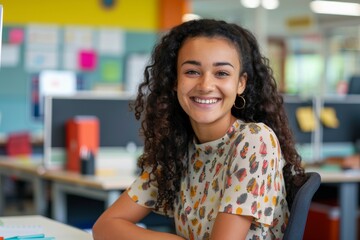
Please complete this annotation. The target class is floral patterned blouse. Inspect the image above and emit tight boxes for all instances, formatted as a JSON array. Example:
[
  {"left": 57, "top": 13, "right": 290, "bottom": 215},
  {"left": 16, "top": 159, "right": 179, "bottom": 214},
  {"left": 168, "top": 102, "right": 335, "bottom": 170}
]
[{"left": 128, "top": 120, "right": 289, "bottom": 240}]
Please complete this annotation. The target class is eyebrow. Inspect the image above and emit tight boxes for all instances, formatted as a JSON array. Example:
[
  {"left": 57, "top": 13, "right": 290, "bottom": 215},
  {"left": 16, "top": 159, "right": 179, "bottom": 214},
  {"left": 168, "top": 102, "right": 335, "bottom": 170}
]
[{"left": 181, "top": 60, "right": 235, "bottom": 69}]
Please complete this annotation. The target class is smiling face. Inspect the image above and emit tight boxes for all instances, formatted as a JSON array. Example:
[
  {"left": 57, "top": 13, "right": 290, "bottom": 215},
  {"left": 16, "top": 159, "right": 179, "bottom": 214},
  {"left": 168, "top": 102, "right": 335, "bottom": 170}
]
[{"left": 176, "top": 36, "right": 247, "bottom": 142}]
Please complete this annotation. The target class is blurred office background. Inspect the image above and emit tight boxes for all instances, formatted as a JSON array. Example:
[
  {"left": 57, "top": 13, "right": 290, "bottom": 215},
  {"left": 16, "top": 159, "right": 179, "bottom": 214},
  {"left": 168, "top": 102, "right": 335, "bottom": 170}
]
[
  {"left": 0, "top": 0, "right": 360, "bottom": 237},
  {"left": 0, "top": 0, "right": 359, "bottom": 139}
]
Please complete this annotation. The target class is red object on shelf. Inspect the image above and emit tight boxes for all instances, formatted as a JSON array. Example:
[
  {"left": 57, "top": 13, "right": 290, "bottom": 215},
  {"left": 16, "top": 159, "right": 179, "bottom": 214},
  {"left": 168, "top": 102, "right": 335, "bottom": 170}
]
[
  {"left": 66, "top": 116, "right": 99, "bottom": 173},
  {"left": 5, "top": 132, "right": 32, "bottom": 156}
]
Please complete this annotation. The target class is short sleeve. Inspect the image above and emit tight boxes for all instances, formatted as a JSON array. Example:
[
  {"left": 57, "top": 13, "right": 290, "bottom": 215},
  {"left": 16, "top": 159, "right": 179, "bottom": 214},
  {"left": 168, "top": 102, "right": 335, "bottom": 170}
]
[
  {"left": 218, "top": 123, "right": 286, "bottom": 225},
  {"left": 127, "top": 167, "right": 173, "bottom": 217}
]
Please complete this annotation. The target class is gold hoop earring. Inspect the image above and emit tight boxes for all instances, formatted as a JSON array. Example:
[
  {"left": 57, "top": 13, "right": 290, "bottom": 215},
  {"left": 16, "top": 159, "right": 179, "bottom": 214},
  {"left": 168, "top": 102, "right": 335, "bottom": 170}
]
[{"left": 233, "top": 95, "right": 246, "bottom": 110}]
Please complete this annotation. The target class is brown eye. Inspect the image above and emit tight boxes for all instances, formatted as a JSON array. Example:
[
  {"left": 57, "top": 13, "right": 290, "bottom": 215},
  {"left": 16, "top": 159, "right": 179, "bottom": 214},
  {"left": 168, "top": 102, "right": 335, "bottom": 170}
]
[
  {"left": 185, "top": 70, "right": 200, "bottom": 76},
  {"left": 216, "top": 71, "right": 230, "bottom": 77}
]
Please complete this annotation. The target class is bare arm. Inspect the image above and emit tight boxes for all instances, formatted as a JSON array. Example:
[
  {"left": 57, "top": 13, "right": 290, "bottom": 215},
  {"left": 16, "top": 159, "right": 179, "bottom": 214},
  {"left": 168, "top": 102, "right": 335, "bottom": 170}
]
[
  {"left": 92, "top": 190, "right": 184, "bottom": 240},
  {"left": 211, "top": 212, "right": 252, "bottom": 240}
]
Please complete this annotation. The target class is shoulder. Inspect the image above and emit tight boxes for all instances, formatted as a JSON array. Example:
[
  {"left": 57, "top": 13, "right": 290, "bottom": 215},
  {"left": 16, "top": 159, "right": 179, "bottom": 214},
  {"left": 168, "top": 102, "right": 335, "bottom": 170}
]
[
  {"left": 237, "top": 122, "right": 278, "bottom": 144},
  {"left": 239, "top": 122, "right": 274, "bottom": 133},
  {"left": 231, "top": 121, "right": 282, "bottom": 164}
]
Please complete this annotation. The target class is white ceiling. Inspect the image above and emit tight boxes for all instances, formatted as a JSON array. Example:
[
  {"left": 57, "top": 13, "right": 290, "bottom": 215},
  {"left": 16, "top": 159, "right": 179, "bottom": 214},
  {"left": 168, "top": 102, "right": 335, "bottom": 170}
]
[{"left": 191, "top": 0, "right": 360, "bottom": 37}]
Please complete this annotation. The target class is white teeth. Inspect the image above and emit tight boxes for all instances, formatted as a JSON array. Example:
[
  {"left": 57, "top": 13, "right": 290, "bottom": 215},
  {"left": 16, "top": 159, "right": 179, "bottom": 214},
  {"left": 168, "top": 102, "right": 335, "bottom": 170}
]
[{"left": 194, "top": 98, "right": 218, "bottom": 104}]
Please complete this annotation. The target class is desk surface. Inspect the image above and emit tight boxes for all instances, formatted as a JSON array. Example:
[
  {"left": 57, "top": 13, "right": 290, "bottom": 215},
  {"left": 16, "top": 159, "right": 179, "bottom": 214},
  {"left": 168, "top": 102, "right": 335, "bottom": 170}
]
[
  {"left": 0, "top": 156, "right": 137, "bottom": 190},
  {"left": 43, "top": 170, "right": 136, "bottom": 190},
  {"left": 0, "top": 215, "right": 92, "bottom": 239},
  {"left": 3, "top": 156, "right": 360, "bottom": 186},
  {"left": 0, "top": 157, "right": 44, "bottom": 175},
  {"left": 306, "top": 167, "right": 360, "bottom": 183}
]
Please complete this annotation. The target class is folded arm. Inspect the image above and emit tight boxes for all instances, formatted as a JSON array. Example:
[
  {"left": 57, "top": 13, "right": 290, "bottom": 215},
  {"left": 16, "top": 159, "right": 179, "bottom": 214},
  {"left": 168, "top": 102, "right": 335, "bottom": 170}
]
[{"left": 92, "top": 190, "right": 184, "bottom": 240}]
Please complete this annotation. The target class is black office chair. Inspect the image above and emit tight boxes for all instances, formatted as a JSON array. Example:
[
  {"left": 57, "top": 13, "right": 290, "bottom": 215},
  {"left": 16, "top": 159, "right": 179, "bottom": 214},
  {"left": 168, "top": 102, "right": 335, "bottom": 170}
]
[
  {"left": 348, "top": 75, "right": 360, "bottom": 94},
  {"left": 283, "top": 172, "right": 321, "bottom": 240}
]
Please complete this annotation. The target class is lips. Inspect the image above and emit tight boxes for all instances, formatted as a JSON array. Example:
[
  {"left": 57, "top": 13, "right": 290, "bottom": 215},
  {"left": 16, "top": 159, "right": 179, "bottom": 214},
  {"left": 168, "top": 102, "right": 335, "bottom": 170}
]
[{"left": 192, "top": 97, "right": 220, "bottom": 104}]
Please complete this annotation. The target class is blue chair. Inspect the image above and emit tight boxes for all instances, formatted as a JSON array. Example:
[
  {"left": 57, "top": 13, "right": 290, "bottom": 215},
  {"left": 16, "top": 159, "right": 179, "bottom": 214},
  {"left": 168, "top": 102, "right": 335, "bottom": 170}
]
[{"left": 283, "top": 172, "right": 321, "bottom": 240}]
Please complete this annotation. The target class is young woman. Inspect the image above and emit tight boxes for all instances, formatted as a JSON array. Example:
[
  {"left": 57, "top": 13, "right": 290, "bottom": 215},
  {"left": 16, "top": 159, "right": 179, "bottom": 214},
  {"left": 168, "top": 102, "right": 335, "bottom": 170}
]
[{"left": 93, "top": 19, "right": 306, "bottom": 240}]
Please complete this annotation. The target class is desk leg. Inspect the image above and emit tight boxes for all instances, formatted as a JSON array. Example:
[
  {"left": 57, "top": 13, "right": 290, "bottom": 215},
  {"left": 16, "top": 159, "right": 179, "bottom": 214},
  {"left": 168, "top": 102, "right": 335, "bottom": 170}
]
[
  {"left": 0, "top": 175, "right": 5, "bottom": 215},
  {"left": 34, "top": 178, "right": 47, "bottom": 215},
  {"left": 52, "top": 182, "right": 67, "bottom": 223},
  {"left": 340, "top": 182, "right": 358, "bottom": 240},
  {"left": 105, "top": 191, "right": 121, "bottom": 208}
]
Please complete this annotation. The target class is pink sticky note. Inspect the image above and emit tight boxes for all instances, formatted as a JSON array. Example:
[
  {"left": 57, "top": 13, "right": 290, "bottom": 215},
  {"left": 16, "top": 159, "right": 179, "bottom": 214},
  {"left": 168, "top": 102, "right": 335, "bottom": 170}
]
[
  {"left": 79, "top": 50, "right": 97, "bottom": 71},
  {"left": 9, "top": 28, "right": 24, "bottom": 44}
]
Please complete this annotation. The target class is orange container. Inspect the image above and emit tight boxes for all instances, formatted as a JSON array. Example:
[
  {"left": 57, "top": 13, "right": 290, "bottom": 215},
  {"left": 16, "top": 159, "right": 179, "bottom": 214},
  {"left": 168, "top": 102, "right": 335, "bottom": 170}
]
[{"left": 66, "top": 116, "right": 99, "bottom": 173}]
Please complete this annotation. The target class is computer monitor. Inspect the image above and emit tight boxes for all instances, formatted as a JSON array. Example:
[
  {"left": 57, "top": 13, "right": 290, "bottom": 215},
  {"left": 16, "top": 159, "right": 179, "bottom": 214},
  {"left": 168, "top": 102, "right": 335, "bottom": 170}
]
[
  {"left": 283, "top": 95, "right": 315, "bottom": 162},
  {"left": 283, "top": 95, "right": 314, "bottom": 144},
  {"left": 43, "top": 93, "right": 143, "bottom": 170},
  {"left": 320, "top": 95, "right": 360, "bottom": 158},
  {"left": 322, "top": 95, "right": 360, "bottom": 144}
]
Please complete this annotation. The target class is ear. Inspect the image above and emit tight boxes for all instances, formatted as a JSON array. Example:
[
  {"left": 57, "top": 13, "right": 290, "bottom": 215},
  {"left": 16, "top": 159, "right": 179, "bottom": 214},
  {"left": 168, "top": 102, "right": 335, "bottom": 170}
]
[{"left": 237, "top": 73, "right": 247, "bottom": 95}]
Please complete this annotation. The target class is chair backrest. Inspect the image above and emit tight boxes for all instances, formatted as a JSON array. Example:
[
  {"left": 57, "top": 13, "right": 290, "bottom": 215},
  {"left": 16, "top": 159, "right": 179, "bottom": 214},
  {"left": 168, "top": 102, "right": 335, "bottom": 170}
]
[
  {"left": 348, "top": 75, "right": 360, "bottom": 94},
  {"left": 283, "top": 172, "right": 321, "bottom": 240}
]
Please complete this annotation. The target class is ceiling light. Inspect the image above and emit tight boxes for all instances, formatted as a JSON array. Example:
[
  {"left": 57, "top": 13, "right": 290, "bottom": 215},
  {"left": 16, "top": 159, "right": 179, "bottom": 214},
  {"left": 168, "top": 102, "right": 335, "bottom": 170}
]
[
  {"left": 182, "top": 13, "right": 201, "bottom": 22},
  {"left": 310, "top": 1, "right": 360, "bottom": 16},
  {"left": 262, "top": 0, "right": 279, "bottom": 10},
  {"left": 241, "top": 0, "right": 260, "bottom": 8}
]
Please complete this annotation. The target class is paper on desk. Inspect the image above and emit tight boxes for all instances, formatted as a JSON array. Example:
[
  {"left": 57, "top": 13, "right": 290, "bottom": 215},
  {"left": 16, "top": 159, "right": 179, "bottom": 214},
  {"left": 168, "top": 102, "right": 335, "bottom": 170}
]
[
  {"left": 0, "top": 225, "right": 43, "bottom": 238},
  {"left": 320, "top": 107, "right": 339, "bottom": 128},
  {"left": 296, "top": 107, "right": 317, "bottom": 132}
]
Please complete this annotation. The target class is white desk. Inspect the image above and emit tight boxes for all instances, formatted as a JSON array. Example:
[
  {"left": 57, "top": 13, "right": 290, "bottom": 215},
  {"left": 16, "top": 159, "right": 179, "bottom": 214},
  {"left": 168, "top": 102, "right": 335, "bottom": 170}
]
[
  {"left": 307, "top": 168, "right": 360, "bottom": 240},
  {"left": 0, "top": 156, "right": 137, "bottom": 225},
  {"left": 0, "top": 215, "right": 92, "bottom": 239},
  {"left": 42, "top": 170, "right": 136, "bottom": 223},
  {"left": 0, "top": 157, "right": 47, "bottom": 216}
]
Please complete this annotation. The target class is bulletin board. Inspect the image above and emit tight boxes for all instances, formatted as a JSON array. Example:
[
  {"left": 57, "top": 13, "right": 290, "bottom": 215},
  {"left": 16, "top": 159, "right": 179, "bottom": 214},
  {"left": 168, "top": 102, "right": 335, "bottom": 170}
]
[{"left": 0, "top": 24, "right": 157, "bottom": 134}]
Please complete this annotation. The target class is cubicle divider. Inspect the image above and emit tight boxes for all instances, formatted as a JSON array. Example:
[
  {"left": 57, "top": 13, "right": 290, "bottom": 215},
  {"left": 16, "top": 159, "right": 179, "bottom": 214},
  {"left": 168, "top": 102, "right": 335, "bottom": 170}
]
[
  {"left": 320, "top": 95, "right": 360, "bottom": 158},
  {"left": 283, "top": 94, "right": 360, "bottom": 163},
  {"left": 43, "top": 92, "right": 144, "bottom": 172},
  {"left": 283, "top": 95, "right": 318, "bottom": 162}
]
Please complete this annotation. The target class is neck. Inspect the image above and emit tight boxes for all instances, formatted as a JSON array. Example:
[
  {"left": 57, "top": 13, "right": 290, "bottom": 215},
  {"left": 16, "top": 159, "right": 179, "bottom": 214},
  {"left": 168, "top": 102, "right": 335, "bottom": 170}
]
[{"left": 192, "top": 116, "right": 237, "bottom": 144}]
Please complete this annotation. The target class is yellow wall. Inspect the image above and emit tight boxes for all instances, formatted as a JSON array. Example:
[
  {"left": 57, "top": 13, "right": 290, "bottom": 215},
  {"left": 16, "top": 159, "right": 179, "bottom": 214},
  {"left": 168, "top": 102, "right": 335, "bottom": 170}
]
[{"left": 0, "top": 0, "right": 159, "bottom": 30}]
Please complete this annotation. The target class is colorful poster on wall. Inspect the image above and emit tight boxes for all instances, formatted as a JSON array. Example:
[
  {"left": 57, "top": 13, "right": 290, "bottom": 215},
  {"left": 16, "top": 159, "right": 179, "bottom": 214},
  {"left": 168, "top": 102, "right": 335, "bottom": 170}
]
[
  {"left": 1, "top": 44, "right": 20, "bottom": 67},
  {"left": 64, "top": 26, "right": 94, "bottom": 49},
  {"left": 63, "top": 49, "right": 78, "bottom": 70},
  {"left": 125, "top": 53, "right": 150, "bottom": 94},
  {"left": 78, "top": 50, "right": 97, "bottom": 71},
  {"left": 101, "top": 59, "right": 122, "bottom": 82},
  {"left": 98, "top": 28, "right": 125, "bottom": 56},
  {"left": 9, "top": 28, "right": 24, "bottom": 44},
  {"left": 25, "top": 24, "right": 59, "bottom": 71},
  {"left": 26, "top": 49, "right": 58, "bottom": 71},
  {"left": 27, "top": 24, "right": 59, "bottom": 48},
  {"left": 63, "top": 26, "right": 94, "bottom": 70}
]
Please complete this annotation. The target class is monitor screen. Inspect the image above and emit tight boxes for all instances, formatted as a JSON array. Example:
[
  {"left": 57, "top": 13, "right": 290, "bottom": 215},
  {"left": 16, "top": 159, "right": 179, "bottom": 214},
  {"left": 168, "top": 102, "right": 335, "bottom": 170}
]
[
  {"left": 283, "top": 95, "right": 313, "bottom": 144},
  {"left": 322, "top": 95, "right": 360, "bottom": 143},
  {"left": 43, "top": 93, "right": 143, "bottom": 169}
]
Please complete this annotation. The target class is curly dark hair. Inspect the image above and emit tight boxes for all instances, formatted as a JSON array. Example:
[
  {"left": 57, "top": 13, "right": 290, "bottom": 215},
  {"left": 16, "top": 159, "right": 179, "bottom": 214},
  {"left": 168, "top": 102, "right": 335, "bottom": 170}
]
[{"left": 133, "top": 19, "right": 306, "bottom": 215}]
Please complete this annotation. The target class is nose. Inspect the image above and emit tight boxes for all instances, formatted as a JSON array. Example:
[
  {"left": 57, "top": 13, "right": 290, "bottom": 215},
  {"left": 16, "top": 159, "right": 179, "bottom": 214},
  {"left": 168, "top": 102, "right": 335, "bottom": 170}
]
[{"left": 197, "top": 73, "right": 214, "bottom": 92}]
